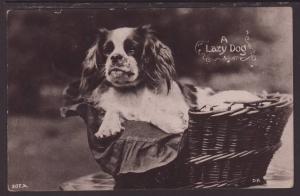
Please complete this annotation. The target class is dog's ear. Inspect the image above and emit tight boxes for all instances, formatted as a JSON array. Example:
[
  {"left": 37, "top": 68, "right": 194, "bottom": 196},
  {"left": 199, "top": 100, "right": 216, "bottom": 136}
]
[
  {"left": 79, "top": 28, "right": 108, "bottom": 93},
  {"left": 136, "top": 24, "right": 154, "bottom": 35},
  {"left": 139, "top": 25, "right": 176, "bottom": 92}
]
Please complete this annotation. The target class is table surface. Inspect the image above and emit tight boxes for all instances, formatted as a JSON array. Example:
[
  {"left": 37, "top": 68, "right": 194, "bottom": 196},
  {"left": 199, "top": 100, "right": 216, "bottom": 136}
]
[{"left": 59, "top": 165, "right": 293, "bottom": 190}]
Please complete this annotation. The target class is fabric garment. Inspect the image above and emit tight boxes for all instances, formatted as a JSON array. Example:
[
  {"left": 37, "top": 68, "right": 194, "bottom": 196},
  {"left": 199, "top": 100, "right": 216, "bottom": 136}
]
[{"left": 60, "top": 81, "right": 185, "bottom": 178}]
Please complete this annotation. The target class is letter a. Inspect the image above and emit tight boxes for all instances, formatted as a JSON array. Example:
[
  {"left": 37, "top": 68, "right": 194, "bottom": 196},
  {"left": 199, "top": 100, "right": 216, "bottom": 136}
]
[{"left": 221, "top": 36, "right": 228, "bottom": 44}]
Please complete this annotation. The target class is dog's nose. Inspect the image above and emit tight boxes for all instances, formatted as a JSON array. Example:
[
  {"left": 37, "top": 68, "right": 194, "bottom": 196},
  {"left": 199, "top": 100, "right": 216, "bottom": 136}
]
[{"left": 111, "top": 54, "right": 123, "bottom": 63}]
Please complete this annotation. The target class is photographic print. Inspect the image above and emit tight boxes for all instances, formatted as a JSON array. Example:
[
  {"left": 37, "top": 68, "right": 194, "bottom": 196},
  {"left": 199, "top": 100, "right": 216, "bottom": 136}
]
[{"left": 7, "top": 6, "right": 293, "bottom": 191}]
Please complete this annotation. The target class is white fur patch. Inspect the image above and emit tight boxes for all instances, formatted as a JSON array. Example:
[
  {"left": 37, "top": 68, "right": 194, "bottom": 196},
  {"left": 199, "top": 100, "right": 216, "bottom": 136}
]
[
  {"left": 107, "top": 27, "right": 135, "bottom": 50},
  {"left": 92, "top": 81, "right": 189, "bottom": 136}
]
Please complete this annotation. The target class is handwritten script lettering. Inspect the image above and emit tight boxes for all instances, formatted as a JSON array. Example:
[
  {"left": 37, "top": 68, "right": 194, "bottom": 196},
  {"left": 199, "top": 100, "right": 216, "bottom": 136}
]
[{"left": 195, "top": 31, "right": 257, "bottom": 67}]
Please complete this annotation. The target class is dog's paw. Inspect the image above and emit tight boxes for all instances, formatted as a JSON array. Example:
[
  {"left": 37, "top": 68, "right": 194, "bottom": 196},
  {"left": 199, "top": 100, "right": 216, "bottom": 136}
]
[{"left": 94, "top": 118, "right": 124, "bottom": 139}]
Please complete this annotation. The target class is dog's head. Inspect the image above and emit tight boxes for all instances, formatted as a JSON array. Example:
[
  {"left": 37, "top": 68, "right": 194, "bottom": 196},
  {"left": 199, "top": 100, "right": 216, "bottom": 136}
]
[{"left": 79, "top": 25, "right": 176, "bottom": 93}]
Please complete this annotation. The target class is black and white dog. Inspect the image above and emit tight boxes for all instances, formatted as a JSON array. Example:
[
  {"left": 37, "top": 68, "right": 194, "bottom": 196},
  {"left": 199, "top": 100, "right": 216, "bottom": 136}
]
[{"left": 79, "top": 25, "right": 259, "bottom": 139}]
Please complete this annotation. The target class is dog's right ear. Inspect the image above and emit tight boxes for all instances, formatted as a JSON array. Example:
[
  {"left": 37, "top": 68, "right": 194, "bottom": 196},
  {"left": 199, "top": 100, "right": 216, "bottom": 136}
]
[{"left": 79, "top": 28, "right": 108, "bottom": 93}]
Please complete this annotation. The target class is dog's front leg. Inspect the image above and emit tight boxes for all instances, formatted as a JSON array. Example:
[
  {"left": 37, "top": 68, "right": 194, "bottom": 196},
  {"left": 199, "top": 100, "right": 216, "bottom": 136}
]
[{"left": 94, "top": 111, "right": 123, "bottom": 138}]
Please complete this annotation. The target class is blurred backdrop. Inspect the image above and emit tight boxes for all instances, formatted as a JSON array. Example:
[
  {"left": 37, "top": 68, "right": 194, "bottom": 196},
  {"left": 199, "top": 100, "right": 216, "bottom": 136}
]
[{"left": 7, "top": 7, "right": 293, "bottom": 190}]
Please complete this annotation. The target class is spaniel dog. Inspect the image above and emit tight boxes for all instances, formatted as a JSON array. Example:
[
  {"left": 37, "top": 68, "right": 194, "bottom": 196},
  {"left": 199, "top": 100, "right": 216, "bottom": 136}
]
[{"left": 79, "top": 25, "right": 259, "bottom": 139}]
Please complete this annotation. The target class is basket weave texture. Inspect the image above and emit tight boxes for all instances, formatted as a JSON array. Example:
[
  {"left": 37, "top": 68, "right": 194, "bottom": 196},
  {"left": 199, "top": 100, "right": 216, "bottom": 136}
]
[
  {"left": 115, "top": 93, "right": 293, "bottom": 189},
  {"left": 174, "top": 93, "right": 293, "bottom": 188}
]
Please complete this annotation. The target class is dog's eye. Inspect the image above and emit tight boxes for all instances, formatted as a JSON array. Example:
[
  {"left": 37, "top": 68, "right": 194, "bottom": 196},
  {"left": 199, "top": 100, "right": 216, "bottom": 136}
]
[
  {"left": 128, "top": 47, "right": 135, "bottom": 53},
  {"left": 103, "top": 41, "right": 114, "bottom": 55},
  {"left": 124, "top": 39, "right": 137, "bottom": 55}
]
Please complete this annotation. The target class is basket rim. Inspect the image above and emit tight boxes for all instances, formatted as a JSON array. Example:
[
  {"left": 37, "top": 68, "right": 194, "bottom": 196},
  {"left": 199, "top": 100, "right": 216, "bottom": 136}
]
[{"left": 189, "top": 93, "right": 293, "bottom": 118}]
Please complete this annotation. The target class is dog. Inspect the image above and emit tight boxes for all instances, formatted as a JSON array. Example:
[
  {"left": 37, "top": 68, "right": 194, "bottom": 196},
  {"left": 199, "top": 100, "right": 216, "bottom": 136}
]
[{"left": 78, "top": 25, "right": 260, "bottom": 139}]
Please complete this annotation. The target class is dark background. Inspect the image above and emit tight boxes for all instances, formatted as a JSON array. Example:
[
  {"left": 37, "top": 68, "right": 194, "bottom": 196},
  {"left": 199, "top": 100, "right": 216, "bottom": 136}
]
[{"left": 7, "top": 7, "right": 293, "bottom": 191}]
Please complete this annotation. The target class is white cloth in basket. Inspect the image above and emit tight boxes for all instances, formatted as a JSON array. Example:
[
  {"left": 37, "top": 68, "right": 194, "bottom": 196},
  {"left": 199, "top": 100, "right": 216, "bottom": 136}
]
[{"left": 199, "top": 90, "right": 261, "bottom": 111}]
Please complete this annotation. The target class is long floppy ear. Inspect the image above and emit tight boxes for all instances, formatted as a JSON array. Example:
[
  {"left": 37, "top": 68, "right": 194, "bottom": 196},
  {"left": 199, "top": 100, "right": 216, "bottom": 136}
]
[
  {"left": 139, "top": 25, "right": 176, "bottom": 92},
  {"left": 79, "top": 28, "right": 108, "bottom": 93}
]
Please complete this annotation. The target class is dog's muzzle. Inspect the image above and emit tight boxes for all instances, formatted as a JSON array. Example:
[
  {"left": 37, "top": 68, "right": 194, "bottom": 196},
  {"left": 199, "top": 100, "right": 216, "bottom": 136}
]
[{"left": 108, "top": 67, "right": 135, "bottom": 78}]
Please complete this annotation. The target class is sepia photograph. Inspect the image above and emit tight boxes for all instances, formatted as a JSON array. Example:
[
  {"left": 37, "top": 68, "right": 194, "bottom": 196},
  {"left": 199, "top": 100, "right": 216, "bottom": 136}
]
[{"left": 7, "top": 6, "right": 293, "bottom": 191}]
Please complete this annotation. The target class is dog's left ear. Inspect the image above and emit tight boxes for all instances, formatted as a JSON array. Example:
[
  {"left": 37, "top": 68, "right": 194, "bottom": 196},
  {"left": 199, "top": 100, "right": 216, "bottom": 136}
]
[{"left": 138, "top": 25, "right": 176, "bottom": 92}]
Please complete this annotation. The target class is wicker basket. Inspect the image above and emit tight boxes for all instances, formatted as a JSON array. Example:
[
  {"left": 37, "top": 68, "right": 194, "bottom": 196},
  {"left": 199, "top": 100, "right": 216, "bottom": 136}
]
[{"left": 115, "top": 93, "right": 293, "bottom": 189}]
